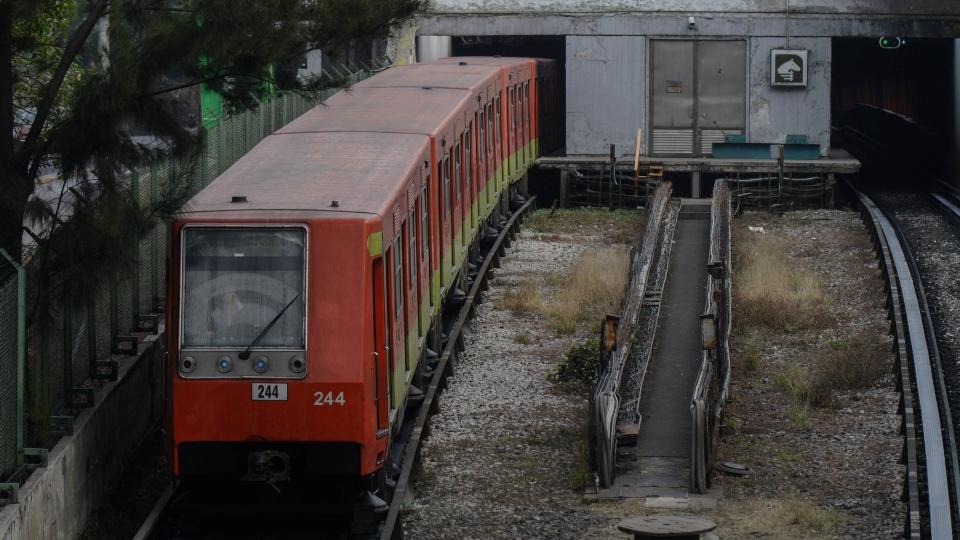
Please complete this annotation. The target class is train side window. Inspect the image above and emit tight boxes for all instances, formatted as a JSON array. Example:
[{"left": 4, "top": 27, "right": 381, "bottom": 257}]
[
  {"left": 525, "top": 82, "right": 531, "bottom": 134},
  {"left": 479, "top": 110, "right": 486, "bottom": 158},
  {"left": 393, "top": 235, "right": 403, "bottom": 319},
  {"left": 518, "top": 85, "right": 524, "bottom": 133},
  {"left": 494, "top": 98, "right": 500, "bottom": 148},
  {"left": 487, "top": 104, "right": 494, "bottom": 155},
  {"left": 420, "top": 183, "right": 428, "bottom": 263},
  {"left": 407, "top": 209, "right": 416, "bottom": 289},
  {"left": 453, "top": 141, "right": 461, "bottom": 202},
  {"left": 442, "top": 155, "right": 450, "bottom": 218},
  {"left": 509, "top": 87, "right": 515, "bottom": 132},
  {"left": 464, "top": 127, "right": 471, "bottom": 196}
]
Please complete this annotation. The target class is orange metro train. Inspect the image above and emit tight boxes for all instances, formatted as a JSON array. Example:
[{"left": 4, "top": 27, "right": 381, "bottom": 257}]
[{"left": 163, "top": 56, "right": 560, "bottom": 524}]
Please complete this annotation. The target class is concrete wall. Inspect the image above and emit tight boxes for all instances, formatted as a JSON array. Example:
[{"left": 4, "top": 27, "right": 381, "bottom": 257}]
[
  {"left": 419, "top": 13, "right": 960, "bottom": 39},
  {"left": 747, "top": 37, "right": 832, "bottom": 154},
  {"left": 0, "top": 334, "right": 163, "bottom": 540},
  {"left": 562, "top": 36, "right": 832, "bottom": 156},
  {"left": 566, "top": 36, "right": 646, "bottom": 155},
  {"left": 418, "top": 1, "right": 958, "bottom": 159},
  {"left": 429, "top": 0, "right": 960, "bottom": 16}
]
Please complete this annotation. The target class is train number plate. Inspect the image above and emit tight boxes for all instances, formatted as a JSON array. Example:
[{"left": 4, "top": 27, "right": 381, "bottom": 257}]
[{"left": 251, "top": 383, "right": 287, "bottom": 401}]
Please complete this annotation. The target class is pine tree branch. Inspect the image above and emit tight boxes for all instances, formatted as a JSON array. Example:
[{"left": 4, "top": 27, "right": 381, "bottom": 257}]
[
  {"left": 144, "top": 73, "right": 233, "bottom": 98},
  {"left": 17, "top": 0, "right": 108, "bottom": 174}
]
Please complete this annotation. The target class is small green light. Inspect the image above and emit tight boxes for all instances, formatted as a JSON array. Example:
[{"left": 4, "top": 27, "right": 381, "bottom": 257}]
[{"left": 879, "top": 36, "right": 903, "bottom": 49}]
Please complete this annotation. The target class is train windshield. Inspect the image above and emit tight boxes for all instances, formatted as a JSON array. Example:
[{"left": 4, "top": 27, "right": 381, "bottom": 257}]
[{"left": 181, "top": 228, "right": 306, "bottom": 349}]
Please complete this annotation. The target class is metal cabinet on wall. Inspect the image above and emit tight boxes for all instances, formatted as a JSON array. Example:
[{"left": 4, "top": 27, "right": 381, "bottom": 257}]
[{"left": 650, "top": 40, "right": 746, "bottom": 156}]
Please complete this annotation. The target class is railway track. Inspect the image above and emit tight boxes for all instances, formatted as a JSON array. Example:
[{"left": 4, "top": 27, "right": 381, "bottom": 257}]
[
  {"left": 132, "top": 196, "right": 537, "bottom": 540},
  {"left": 931, "top": 180, "right": 960, "bottom": 224},
  {"left": 848, "top": 182, "right": 960, "bottom": 538}
]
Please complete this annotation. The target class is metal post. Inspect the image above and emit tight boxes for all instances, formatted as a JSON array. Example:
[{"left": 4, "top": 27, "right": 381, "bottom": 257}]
[
  {"left": 150, "top": 164, "right": 159, "bottom": 310},
  {"left": 775, "top": 144, "right": 785, "bottom": 206},
  {"left": 109, "top": 277, "right": 118, "bottom": 349},
  {"left": 130, "top": 169, "right": 141, "bottom": 317},
  {"left": 0, "top": 249, "right": 25, "bottom": 463},
  {"left": 62, "top": 301, "right": 72, "bottom": 407},
  {"left": 560, "top": 170, "right": 569, "bottom": 208},
  {"left": 86, "top": 296, "right": 96, "bottom": 376},
  {"left": 609, "top": 144, "right": 616, "bottom": 211}
]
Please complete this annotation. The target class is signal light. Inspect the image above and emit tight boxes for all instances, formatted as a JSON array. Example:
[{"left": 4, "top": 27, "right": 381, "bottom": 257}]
[
  {"left": 254, "top": 356, "right": 269, "bottom": 374},
  {"left": 879, "top": 36, "right": 904, "bottom": 49},
  {"left": 217, "top": 355, "right": 233, "bottom": 373}
]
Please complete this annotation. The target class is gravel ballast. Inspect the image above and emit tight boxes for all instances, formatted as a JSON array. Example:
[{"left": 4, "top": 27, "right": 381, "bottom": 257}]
[
  {"left": 402, "top": 231, "right": 613, "bottom": 539},
  {"left": 405, "top": 207, "right": 905, "bottom": 539}
]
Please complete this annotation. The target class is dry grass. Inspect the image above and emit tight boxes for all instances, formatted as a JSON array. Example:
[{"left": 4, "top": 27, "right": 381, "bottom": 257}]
[
  {"left": 716, "top": 497, "right": 842, "bottom": 538},
  {"left": 775, "top": 333, "right": 889, "bottom": 412},
  {"left": 525, "top": 208, "right": 644, "bottom": 244},
  {"left": 736, "top": 235, "right": 830, "bottom": 331},
  {"left": 544, "top": 246, "right": 630, "bottom": 334},
  {"left": 500, "top": 279, "right": 543, "bottom": 314},
  {"left": 815, "top": 334, "right": 889, "bottom": 392}
]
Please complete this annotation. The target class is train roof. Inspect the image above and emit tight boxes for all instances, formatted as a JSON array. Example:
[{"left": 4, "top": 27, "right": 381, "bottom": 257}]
[
  {"left": 277, "top": 86, "right": 469, "bottom": 137},
  {"left": 353, "top": 63, "right": 500, "bottom": 90},
  {"left": 180, "top": 131, "right": 429, "bottom": 218},
  {"left": 434, "top": 56, "right": 534, "bottom": 68},
  {"left": 180, "top": 56, "right": 545, "bottom": 222}
]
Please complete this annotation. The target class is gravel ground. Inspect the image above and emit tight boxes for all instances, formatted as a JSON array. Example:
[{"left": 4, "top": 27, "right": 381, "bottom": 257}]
[
  {"left": 402, "top": 222, "right": 633, "bottom": 540},
  {"left": 717, "top": 209, "right": 904, "bottom": 538}
]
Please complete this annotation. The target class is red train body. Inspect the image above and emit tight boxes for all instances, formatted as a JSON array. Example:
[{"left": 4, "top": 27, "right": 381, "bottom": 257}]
[{"left": 164, "top": 57, "right": 559, "bottom": 513}]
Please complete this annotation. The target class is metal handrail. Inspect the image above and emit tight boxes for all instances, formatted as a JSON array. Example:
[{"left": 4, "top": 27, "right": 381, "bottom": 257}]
[{"left": 591, "top": 182, "right": 672, "bottom": 488}]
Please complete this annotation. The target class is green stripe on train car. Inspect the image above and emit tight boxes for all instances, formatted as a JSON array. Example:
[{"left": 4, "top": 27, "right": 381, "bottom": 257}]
[{"left": 367, "top": 232, "right": 383, "bottom": 257}]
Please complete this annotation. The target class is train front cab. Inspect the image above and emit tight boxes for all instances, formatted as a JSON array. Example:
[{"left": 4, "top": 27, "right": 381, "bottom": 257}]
[{"left": 165, "top": 213, "right": 393, "bottom": 506}]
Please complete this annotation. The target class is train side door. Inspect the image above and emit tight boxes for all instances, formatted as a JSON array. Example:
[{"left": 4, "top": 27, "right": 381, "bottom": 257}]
[
  {"left": 452, "top": 136, "right": 463, "bottom": 268},
  {"left": 439, "top": 151, "right": 452, "bottom": 289},
  {"left": 372, "top": 255, "right": 390, "bottom": 431}
]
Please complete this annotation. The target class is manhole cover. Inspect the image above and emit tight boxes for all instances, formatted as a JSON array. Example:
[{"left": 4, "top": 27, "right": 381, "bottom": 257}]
[{"left": 717, "top": 461, "right": 752, "bottom": 476}]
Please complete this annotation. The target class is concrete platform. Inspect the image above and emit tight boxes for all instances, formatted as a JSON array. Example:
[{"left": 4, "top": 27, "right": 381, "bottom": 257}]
[
  {"left": 592, "top": 201, "right": 710, "bottom": 501},
  {"left": 536, "top": 148, "right": 861, "bottom": 175}
]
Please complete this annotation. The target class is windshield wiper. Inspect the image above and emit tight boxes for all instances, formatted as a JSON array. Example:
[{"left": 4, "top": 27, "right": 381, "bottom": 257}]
[{"left": 238, "top": 292, "right": 302, "bottom": 360}]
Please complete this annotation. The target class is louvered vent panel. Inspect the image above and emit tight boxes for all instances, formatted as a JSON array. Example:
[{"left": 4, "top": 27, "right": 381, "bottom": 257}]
[{"left": 652, "top": 129, "right": 694, "bottom": 155}]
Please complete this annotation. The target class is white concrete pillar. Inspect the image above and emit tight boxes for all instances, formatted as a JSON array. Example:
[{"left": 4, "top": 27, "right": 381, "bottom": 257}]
[{"left": 417, "top": 36, "right": 452, "bottom": 63}]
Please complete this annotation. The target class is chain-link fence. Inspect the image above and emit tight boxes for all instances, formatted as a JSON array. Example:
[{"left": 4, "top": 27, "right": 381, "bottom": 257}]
[
  {"left": 1, "top": 71, "right": 371, "bottom": 488},
  {"left": 0, "top": 251, "right": 25, "bottom": 481}
]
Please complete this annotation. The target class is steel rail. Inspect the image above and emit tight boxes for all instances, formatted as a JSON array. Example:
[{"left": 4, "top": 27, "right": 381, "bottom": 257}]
[
  {"left": 850, "top": 183, "right": 958, "bottom": 538},
  {"left": 132, "top": 482, "right": 176, "bottom": 540},
  {"left": 379, "top": 196, "right": 537, "bottom": 540},
  {"left": 931, "top": 192, "right": 960, "bottom": 224}
]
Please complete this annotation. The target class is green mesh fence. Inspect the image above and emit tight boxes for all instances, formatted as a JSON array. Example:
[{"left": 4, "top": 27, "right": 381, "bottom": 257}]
[
  {"left": 2, "top": 72, "right": 373, "bottom": 467},
  {"left": 0, "top": 272, "right": 20, "bottom": 477}
]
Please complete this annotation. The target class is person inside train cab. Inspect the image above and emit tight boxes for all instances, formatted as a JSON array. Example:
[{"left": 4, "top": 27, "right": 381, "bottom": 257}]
[{"left": 206, "top": 290, "right": 252, "bottom": 344}]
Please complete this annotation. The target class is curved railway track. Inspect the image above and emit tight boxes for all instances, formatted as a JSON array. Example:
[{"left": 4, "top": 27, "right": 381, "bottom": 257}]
[
  {"left": 931, "top": 180, "right": 960, "bottom": 224},
  {"left": 132, "top": 197, "right": 537, "bottom": 540},
  {"left": 848, "top": 181, "right": 960, "bottom": 538}
]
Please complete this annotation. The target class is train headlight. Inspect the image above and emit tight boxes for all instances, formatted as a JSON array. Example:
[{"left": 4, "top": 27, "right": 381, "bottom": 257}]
[
  {"left": 289, "top": 355, "right": 305, "bottom": 374},
  {"left": 217, "top": 355, "right": 233, "bottom": 373},
  {"left": 180, "top": 355, "right": 196, "bottom": 373},
  {"left": 253, "top": 356, "right": 269, "bottom": 374}
]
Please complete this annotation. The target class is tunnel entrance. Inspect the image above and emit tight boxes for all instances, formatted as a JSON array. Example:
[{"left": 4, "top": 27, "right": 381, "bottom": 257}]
[
  {"left": 831, "top": 37, "right": 955, "bottom": 183},
  {"left": 447, "top": 35, "right": 567, "bottom": 200}
]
